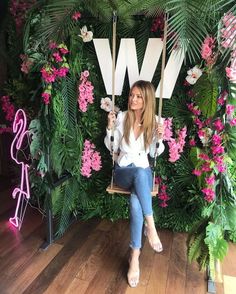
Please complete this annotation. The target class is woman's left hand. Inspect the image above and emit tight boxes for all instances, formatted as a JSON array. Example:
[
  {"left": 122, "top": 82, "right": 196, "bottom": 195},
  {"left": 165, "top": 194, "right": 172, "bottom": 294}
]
[{"left": 156, "top": 123, "right": 164, "bottom": 140}]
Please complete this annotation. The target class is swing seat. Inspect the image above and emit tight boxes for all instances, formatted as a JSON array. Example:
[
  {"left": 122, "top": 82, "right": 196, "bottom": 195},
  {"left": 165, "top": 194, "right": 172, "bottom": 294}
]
[{"left": 106, "top": 184, "right": 158, "bottom": 197}]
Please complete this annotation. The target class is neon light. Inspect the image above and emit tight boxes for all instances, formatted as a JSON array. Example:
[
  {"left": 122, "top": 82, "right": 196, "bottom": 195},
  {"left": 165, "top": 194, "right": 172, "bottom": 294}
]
[{"left": 9, "top": 109, "right": 30, "bottom": 229}]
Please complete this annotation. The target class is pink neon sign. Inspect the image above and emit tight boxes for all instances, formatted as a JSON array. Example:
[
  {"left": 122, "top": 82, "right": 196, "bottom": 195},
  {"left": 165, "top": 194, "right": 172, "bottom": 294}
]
[{"left": 9, "top": 109, "right": 30, "bottom": 229}]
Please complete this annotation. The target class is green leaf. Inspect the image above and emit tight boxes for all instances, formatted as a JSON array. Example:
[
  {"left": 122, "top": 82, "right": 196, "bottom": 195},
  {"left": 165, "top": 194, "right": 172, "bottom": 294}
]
[{"left": 193, "top": 73, "right": 218, "bottom": 118}]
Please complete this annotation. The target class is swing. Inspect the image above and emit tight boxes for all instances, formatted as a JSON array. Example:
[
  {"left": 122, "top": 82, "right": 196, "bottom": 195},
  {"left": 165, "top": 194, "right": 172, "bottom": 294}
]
[{"left": 106, "top": 12, "right": 168, "bottom": 197}]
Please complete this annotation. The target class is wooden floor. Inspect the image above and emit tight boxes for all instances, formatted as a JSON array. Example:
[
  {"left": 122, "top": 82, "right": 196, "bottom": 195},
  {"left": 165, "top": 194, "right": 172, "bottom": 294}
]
[{"left": 0, "top": 187, "right": 235, "bottom": 294}]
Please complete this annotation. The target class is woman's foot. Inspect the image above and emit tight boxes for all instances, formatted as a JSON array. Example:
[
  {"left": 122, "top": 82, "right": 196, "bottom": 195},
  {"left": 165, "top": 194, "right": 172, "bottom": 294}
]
[
  {"left": 144, "top": 217, "right": 163, "bottom": 253},
  {"left": 127, "top": 249, "right": 140, "bottom": 288},
  {"left": 144, "top": 224, "right": 163, "bottom": 252}
]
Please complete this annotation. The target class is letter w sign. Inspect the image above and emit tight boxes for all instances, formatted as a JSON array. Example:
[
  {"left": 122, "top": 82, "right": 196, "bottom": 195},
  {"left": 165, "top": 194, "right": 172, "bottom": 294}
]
[{"left": 93, "top": 38, "right": 185, "bottom": 99}]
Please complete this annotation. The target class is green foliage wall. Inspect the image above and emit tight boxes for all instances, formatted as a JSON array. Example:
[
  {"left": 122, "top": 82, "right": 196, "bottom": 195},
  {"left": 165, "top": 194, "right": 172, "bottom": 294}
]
[{"left": 1, "top": 0, "right": 236, "bottom": 276}]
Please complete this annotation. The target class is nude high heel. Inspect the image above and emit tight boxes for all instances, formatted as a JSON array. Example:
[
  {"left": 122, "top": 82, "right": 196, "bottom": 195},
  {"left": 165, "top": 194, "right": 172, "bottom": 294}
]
[{"left": 144, "top": 223, "right": 163, "bottom": 253}]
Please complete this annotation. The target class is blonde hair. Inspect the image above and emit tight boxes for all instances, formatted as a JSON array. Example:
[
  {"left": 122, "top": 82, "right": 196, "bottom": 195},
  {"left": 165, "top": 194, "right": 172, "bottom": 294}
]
[{"left": 124, "top": 80, "right": 156, "bottom": 149}]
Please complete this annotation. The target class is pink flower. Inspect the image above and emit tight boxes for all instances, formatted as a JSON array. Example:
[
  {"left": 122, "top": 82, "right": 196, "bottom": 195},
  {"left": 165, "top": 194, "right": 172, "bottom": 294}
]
[
  {"left": 192, "top": 169, "right": 202, "bottom": 176},
  {"left": 78, "top": 70, "right": 94, "bottom": 112},
  {"left": 201, "top": 44, "right": 212, "bottom": 60},
  {"left": 213, "top": 119, "right": 224, "bottom": 132},
  {"left": 52, "top": 52, "right": 63, "bottom": 62},
  {"left": 158, "top": 183, "right": 170, "bottom": 207},
  {"left": 42, "top": 92, "right": 51, "bottom": 104},
  {"left": 189, "top": 138, "right": 196, "bottom": 146},
  {"left": 226, "top": 104, "right": 235, "bottom": 115},
  {"left": 217, "top": 91, "right": 228, "bottom": 106},
  {"left": 72, "top": 11, "right": 81, "bottom": 21},
  {"left": 55, "top": 67, "right": 69, "bottom": 77},
  {"left": 211, "top": 134, "right": 222, "bottom": 145},
  {"left": 202, "top": 188, "right": 215, "bottom": 202},
  {"left": 194, "top": 117, "right": 204, "bottom": 129},
  {"left": 167, "top": 139, "right": 180, "bottom": 162},
  {"left": 221, "top": 13, "right": 236, "bottom": 49},
  {"left": 198, "top": 129, "right": 205, "bottom": 138},
  {"left": 211, "top": 145, "right": 224, "bottom": 155},
  {"left": 49, "top": 41, "right": 58, "bottom": 49},
  {"left": 59, "top": 47, "right": 69, "bottom": 55},
  {"left": 81, "top": 140, "right": 102, "bottom": 177},
  {"left": 1, "top": 95, "right": 15, "bottom": 122},
  {"left": 163, "top": 118, "right": 173, "bottom": 141},
  {"left": 177, "top": 126, "right": 187, "bottom": 153},
  {"left": 201, "top": 162, "right": 212, "bottom": 172},
  {"left": 187, "top": 103, "right": 201, "bottom": 116},
  {"left": 20, "top": 54, "right": 33, "bottom": 74},
  {"left": 41, "top": 66, "right": 56, "bottom": 83},
  {"left": 217, "top": 164, "right": 226, "bottom": 173},
  {"left": 213, "top": 156, "right": 224, "bottom": 165},
  {"left": 199, "top": 153, "right": 210, "bottom": 161},
  {"left": 229, "top": 118, "right": 236, "bottom": 126},
  {"left": 205, "top": 175, "right": 215, "bottom": 185}
]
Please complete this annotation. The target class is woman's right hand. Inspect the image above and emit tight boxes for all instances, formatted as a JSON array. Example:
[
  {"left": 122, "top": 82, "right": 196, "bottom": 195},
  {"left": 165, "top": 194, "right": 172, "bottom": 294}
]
[{"left": 107, "top": 111, "right": 116, "bottom": 130}]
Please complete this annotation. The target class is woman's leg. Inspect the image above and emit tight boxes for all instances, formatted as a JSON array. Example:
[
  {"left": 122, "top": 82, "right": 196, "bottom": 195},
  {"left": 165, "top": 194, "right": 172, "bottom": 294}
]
[
  {"left": 114, "top": 165, "right": 153, "bottom": 216},
  {"left": 129, "top": 193, "right": 143, "bottom": 249},
  {"left": 115, "top": 165, "right": 162, "bottom": 253},
  {"left": 128, "top": 193, "right": 142, "bottom": 287}
]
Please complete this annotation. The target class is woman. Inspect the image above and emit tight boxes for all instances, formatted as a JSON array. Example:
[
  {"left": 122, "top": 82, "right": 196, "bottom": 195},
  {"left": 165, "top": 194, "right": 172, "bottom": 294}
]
[{"left": 104, "top": 80, "right": 165, "bottom": 288}]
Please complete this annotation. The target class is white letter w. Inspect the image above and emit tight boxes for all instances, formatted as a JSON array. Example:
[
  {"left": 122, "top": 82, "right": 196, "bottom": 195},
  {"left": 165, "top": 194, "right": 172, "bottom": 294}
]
[{"left": 93, "top": 38, "right": 185, "bottom": 99}]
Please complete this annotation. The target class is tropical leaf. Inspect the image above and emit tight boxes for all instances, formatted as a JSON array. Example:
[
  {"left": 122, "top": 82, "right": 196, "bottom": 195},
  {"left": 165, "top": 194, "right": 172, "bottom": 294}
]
[
  {"left": 188, "top": 231, "right": 205, "bottom": 262},
  {"left": 193, "top": 73, "right": 218, "bottom": 118}
]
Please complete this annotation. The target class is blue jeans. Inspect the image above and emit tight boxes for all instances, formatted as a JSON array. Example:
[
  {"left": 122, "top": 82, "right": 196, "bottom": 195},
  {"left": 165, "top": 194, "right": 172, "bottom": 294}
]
[{"left": 114, "top": 163, "right": 153, "bottom": 249}]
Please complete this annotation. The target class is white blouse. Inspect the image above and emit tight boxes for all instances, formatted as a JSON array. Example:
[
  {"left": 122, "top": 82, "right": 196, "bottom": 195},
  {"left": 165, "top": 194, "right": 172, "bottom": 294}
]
[{"left": 104, "top": 111, "right": 165, "bottom": 168}]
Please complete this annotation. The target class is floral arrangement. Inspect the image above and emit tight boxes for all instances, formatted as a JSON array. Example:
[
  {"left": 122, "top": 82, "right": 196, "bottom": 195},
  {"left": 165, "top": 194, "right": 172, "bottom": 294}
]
[
  {"left": 77, "top": 70, "right": 94, "bottom": 112},
  {"left": 0, "top": 96, "right": 15, "bottom": 134},
  {"left": 81, "top": 140, "right": 102, "bottom": 177},
  {"left": 41, "top": 43, "right": 70, "bottom": 104}
]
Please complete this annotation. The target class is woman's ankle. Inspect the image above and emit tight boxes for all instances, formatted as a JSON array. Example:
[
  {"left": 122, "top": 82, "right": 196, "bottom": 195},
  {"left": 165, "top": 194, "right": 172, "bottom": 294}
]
[{"left": 145, "top": 215, "right": 156, "bottom": 229}]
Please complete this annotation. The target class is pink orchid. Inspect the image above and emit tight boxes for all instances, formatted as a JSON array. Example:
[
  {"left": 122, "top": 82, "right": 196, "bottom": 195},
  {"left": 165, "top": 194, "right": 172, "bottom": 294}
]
[
  {"left": 229, "top": 118, "right": 236, "bottom": 126},
  {"left": 213, "top": 119, "right": 224, "bottom": 132},
  {"left": 211, "top": 134, "right": 222, "bottom": 145},
  {"left": 205, "top": 175, "right": 215, "bottom": 185},
  {"left": 202, "top": 188, "right": 215, "bottom": 202}
]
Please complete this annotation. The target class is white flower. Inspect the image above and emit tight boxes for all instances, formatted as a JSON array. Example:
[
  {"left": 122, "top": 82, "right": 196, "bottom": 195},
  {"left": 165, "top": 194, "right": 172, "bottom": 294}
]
[
  {"left": 79, "top": 26, "right": 93, "bottom": 42},
  {"left": 100, "top": 97, "right": 119, "bottom": 112},
  {"left": 186, "top": 66, "right": 203, "bottom": 85},
  {"left": 199, "top": 128, "right": 213, "bottom": 146}
]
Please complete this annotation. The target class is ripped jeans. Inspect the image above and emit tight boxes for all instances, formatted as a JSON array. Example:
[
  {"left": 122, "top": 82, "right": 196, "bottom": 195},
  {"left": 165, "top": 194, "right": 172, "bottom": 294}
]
[{"left": 114, "top": 163, "right": 153, "bottom": 249}]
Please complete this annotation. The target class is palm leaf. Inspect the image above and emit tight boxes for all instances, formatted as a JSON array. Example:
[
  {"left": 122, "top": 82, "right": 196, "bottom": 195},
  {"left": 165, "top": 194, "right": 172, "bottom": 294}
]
[{"left": 193, "top": 73, "right": 218, "bottom": 118}]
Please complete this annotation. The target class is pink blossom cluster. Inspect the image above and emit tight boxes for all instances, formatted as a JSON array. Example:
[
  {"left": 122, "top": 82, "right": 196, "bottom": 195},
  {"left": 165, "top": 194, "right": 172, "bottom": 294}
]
[
  {"left": 187, "top": 103, "right": 201, "bottom": 116},
  {"left": 226, "top": 49, "right": 236, "bottom": 83},
  {"left": 217, "top": 90, "right": 228, "bottom": 106},
  {"left": 0, "top": 96, "right": 15, "bottom": 134},
  {"left": 20, "top": 54, "right": 33, "bottom": 74},
  {"left": 81, "top": 140, "right": 102, "bottom": 177},
  {"left": 77, "top": 70, "right": 94, "bottom": 112},
  {"left": 41, "top": 43, "right": 69, "bottom": 104},
  {"left": 9, "top": 0, "right": 36, "bottom": 34},
  {"left": 201, "top": 173, "right": 215, "bottom": 202},
  {"left": 155, "top": 176, "right": 170, "bottom": 207},
  {"left": 188, "top": 101, "right": 229, "bottom": 201},
  {"left": 201, "top": 36, "right": 215, "bottom": 60},
  {"left": 163, "top": 118, "right": 187, "bottom": 162},
  {"left": 1, "top": 96, "right": 15, "bottom": 121},
  {"left": 72, "top": 11, "right": 82, "bottom": 21},
  {"left": 151, "top": 14, "right": 165, "bottom": 32},
  {"left": 221, "top": 13, "right": 236, "bottom": 49},
  {"left": 201, "top": 36, "right": 217, "bottom": 67}
]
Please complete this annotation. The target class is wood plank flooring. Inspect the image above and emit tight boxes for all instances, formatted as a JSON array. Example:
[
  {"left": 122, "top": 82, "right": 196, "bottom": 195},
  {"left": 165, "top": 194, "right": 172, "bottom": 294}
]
[{"left": 0, "top": 186, "right": 235, "bottom": 294}]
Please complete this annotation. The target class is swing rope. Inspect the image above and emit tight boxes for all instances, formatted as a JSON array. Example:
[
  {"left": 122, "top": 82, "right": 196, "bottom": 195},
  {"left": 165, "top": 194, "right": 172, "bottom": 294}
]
[
  {"left": 107, "top": 12, "right": 168, "bottom": 196},
  {"left": 110, "top": 11, "right": 117, "bottom": 189},
  {"left": 152, "top": 14, "right": 168, "bottom": 190}
]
